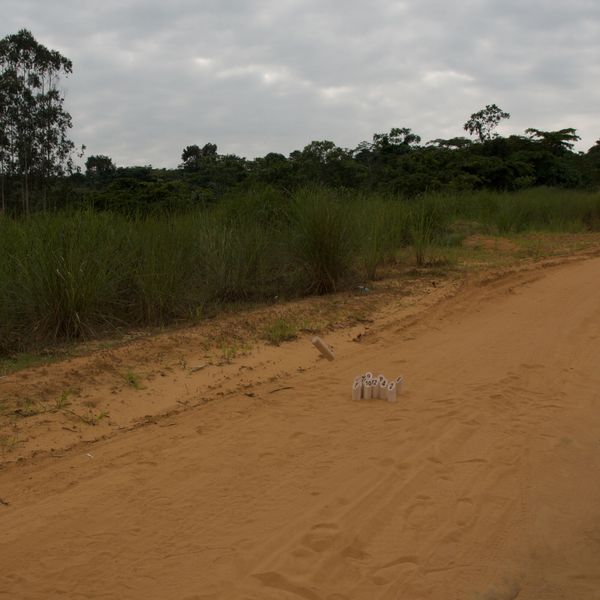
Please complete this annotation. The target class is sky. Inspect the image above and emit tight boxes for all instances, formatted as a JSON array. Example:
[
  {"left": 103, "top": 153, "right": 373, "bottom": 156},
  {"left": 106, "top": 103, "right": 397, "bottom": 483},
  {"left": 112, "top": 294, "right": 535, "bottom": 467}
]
[{"left": 2, "top": 0, "right": 599, "bottom": 168}]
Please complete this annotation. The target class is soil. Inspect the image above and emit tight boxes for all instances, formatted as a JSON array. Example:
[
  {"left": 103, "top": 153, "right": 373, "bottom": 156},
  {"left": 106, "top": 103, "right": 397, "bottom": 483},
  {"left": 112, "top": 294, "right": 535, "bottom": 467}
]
[{"left": 1, "top": 247, "right": 600, "bottom": 599}]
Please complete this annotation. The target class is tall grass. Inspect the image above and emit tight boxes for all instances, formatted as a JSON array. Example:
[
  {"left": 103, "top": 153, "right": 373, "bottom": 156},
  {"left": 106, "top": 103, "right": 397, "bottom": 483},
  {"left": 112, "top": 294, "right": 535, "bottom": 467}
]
[
  {"left": 288, "top": 187, "right": 357, "bottom": 294},
  {"left": 1, "top": 186, "right": 599, "bottom": 355},
  {"left": 355, "top": 195, "right": 410, "bottom": 279},
  {"left": 199, "top": 218, "right": 277, "bottom": 302},
  {"left": 447, "top": 187, "right": 600, "bottom": 233},
  {"left": 129, "top": 215, "right": 202, "bottom": 323},
  {"left": 0, "top": 211, "right": 130, "bottom": 348},
  {"left": 408, "top": 195, "right": 451, "bottom": 266}
]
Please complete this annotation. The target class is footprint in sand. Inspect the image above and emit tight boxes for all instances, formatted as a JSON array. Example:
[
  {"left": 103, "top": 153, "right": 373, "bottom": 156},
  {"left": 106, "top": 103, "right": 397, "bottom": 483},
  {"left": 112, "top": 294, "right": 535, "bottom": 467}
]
[
  {"left": 340, "top": 537, "right": 370, "bottom": 561},
  {"left": 455, "top": 497, "right": 475, "bottom": 527},
  {"left": 301, "top": 523, "right": 340, "bottom": 552},
  {"left": 405, "top": 501, "right": 438, "bottom": 531},
  {"left": 371, "top": 555, "right": 419, "bottom": 585},
  {"left": 521, "top": 363, "right": 544, "bottom": 370},
  {"left": 253, "top": 571, "right": 321, "bottom": 600}
]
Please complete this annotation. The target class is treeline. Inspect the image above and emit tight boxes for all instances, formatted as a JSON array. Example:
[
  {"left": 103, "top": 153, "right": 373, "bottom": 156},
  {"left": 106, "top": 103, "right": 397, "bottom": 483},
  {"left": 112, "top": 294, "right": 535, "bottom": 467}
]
[
  {"left": 17, "top": 121, "right": 600, "bottom": 215},
  {"left": 2, "top": 30, "right": 600, "bottom": 215},
  {"left": 74, "top": 125, "right": 600, "bottom": 215}
]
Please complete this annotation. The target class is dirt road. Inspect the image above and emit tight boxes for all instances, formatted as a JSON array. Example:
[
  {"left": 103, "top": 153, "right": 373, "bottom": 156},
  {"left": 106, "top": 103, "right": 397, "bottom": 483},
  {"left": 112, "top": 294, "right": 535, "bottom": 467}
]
[{"left": 1, "top": 257, "right": 600, "bottom": 599}]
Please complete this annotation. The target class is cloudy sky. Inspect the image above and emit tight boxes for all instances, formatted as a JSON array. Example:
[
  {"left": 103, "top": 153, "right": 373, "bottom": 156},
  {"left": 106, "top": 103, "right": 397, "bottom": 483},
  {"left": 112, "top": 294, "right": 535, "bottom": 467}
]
[{"left": 2, "top": 0, "right": 599, "bottom": 167}]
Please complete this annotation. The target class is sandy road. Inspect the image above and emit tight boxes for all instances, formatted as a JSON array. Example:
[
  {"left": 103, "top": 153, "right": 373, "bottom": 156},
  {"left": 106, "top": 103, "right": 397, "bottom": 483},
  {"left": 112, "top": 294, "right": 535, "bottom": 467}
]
[{"left": 1, "top": 257, "right": 600, "bottom": 600}]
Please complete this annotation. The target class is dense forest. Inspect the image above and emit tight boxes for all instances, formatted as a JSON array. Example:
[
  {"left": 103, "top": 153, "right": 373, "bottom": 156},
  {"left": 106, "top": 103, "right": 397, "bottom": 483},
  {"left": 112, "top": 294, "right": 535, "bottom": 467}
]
[
  {"left": 75, "top": 121, "right": 600, "bottom": 216},
  {"left": 1, "top": 30, "right": 599, "bottom": 216}
]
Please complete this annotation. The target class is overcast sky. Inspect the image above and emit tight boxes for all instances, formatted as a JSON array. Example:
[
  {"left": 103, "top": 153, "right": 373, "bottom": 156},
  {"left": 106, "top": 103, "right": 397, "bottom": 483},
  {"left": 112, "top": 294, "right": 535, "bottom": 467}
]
[{"left": 2, "top": 0, "right": 599, "bottom": 167}]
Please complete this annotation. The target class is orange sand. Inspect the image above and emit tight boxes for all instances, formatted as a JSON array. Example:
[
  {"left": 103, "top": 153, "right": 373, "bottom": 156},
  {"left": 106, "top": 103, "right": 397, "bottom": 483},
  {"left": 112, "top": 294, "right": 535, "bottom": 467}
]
[{"left": 1, "top": 257, "right": 600, "bottom": 599}]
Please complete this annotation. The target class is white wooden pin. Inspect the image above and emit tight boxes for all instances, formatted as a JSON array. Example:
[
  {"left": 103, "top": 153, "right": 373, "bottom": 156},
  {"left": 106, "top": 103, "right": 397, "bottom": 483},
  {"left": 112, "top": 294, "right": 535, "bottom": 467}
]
[{"left": 311, "top": 336, "right": 335, "bottom": 361}]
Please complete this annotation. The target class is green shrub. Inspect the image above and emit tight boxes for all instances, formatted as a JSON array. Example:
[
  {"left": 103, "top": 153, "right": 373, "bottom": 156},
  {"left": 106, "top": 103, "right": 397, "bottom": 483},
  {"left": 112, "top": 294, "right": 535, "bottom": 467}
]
[
  {"left": 0, "top": 211, "right": 130, "bottom": 344},
  {"left": 288, "top": 187, "right": 357, "bottom": 294}
]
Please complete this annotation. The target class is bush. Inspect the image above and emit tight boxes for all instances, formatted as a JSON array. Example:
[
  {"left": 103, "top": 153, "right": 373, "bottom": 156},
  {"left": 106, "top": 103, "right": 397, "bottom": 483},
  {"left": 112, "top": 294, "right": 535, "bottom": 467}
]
[{"left": 288, "top": 187, "right": 357, "bottom": 294}]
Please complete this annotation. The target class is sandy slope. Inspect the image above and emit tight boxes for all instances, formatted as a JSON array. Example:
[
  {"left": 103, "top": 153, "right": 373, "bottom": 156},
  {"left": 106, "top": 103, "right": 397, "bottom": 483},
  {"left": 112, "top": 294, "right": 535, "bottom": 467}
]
[{"left": 1, "top": 257, "right": 600, "bottom": 599}]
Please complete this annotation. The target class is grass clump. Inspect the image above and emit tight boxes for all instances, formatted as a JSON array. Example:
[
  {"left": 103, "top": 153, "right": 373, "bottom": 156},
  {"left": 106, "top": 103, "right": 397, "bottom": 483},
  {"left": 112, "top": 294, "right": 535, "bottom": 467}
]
[
  {"left": 262, "top": 318, "right": 298, "bottom": 345},
  {"left": 0, "top": 434, "right": 20, "bottom": 454},
  {"left": 123, "top": 371, "right": 143, "bottom": 389},
  {"left": 0, "top": 210, "right": 130, "bottom": 347},
  {"left": 356, "top": 195, "right": 410, "bottom": 278},
  {"left": 129, "top": 215, "right": 201, "bottom": 323},
  {"left": 408, "top": 195, "right": 450, "bottom": 266},
  {"left": 199, "top": 219, "right": 276, "bottom": 302},
  {"left": 13, "top": 398, "right": 46, "bottom": 418},
  {"left": 288, "top": 187, "right": 357, "bottom": 294},
  {"left": 54, "top": 391, "right": 72, "bottom": 410}
]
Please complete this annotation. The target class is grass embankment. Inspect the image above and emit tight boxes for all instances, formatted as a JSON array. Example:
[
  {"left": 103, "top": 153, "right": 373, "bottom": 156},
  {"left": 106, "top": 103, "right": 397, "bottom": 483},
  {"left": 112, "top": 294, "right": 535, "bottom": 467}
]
[{"left": 1, "top": 186, "right": 599, "bottom": 358}]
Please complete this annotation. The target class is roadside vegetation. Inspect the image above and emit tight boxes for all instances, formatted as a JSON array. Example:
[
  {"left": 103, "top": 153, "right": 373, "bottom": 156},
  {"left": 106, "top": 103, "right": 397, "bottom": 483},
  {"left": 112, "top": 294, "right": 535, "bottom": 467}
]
[
  {"left": 2, "top": 30, "right": 600, "bottom": 360},
  {"left": 1, "top": 186, "right": 599, "bottom": 357}
]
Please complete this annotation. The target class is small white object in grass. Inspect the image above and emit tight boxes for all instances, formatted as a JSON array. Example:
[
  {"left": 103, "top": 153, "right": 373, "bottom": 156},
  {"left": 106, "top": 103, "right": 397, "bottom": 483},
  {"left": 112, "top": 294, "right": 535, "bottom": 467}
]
[
  {"left": 352, "top": 379, "right": 363, "bottom": 401},
  {"left": 363, "top": 379, "right": 373, "bottom": 400},
  {"left": 311, "top": 336, "right": 335, "bottom": 361}
]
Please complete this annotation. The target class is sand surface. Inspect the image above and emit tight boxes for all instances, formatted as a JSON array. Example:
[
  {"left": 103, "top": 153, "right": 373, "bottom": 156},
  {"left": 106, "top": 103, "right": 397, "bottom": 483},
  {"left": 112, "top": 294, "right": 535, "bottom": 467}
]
[{"left": 1, "top": 257, "right": 600, "bottom": 599}]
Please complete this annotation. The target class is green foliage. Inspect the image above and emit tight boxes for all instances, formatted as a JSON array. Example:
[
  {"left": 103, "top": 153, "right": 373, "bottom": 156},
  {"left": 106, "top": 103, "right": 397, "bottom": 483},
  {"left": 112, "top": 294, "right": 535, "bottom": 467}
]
[
  {"left": 129, "top": 215, "right": 202, "bottom": 322},
  {"left": 85, "top": 155, "right": 116, "bottom": 179},
  {"left": 288, "top": 187, "right": 357, "bottom": 294},
  {"left": 525, "top": 128, "right": 581, "bottom": 152},
  {"left": 464, "top": 104, "right": 511, "bottom": 142},
  {"left": 408, "top": 196, "right": 450, "bottom": 266},
  {"left": 0, "top": 29, "right": 77, "bottom": 213},
  {"left": 356, "top": 195, "right": 410, "bottom": 279},
  {"left": 198, "top": 216, "right": 276, "bottom": 302},
  {"left": 262, "top": 318, "right": 298, "bottom": 345},
  {"left": 1, "top": 187, "right": 599, "bottom": 357},
  {"left": 54, "top": 391, "right": 71, "bottom": 410},
  {"left": 0, "top": 210, "right": 130, "bottom": 348},
  {"left": 123, "top": 371, "right": 143, "bottom": 389}
]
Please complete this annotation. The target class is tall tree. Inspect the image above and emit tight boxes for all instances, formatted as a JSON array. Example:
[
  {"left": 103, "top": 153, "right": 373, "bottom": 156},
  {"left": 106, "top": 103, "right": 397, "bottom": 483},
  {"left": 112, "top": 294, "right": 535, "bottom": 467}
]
[
  {"left": 372, "top": 127, "right": 421, "bottom": 154},
  {"left": 525, "top": 128, "right": 580, "bottom": 152},
  {"left": 464, "top": 104, "right": 510, "bottom": 143},
  {"left": 180, "top": 143, "right": 218, "bottom": 171},
  {"left": 0, "top": 29, "right": 75, "bottom": 212},
  {"left": 85, "top": 154, "right": 116, "bottom": 179}
]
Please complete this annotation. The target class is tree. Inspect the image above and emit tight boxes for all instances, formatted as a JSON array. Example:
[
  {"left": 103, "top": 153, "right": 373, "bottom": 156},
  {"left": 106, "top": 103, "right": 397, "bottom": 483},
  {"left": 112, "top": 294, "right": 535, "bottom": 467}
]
[
  {"left": 372, "top": 127, "right": 421, "bottom": 154},
  {"left": 85, "top": 154, "right": 116, "bottom": 179},
  {"left": 585, "top": 139, "right": 600, "bottom": 186},
  {"left": 427, "top": 137, "right": 473, "bottom": 149},
  {"left": 0, "top": 29, "right": 76, "bottom": 212},
  {"left": 525, "top": 128, "right": 580, "bottom": 152},
  {"left": 180, "top": 143, "right": 218, "bottom": 171},
  {"left": 250, "top": 153, "right": 293, "bottom": 187},
  {"left": 464, "top": 104, "right": 510, "bottom": 143}
]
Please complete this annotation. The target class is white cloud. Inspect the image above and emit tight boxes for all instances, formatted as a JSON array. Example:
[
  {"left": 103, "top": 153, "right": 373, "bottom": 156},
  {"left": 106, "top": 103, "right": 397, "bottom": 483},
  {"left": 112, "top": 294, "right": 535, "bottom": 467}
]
[{"left": 2, "top": 0, "right": 598, "bottom": 166}]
